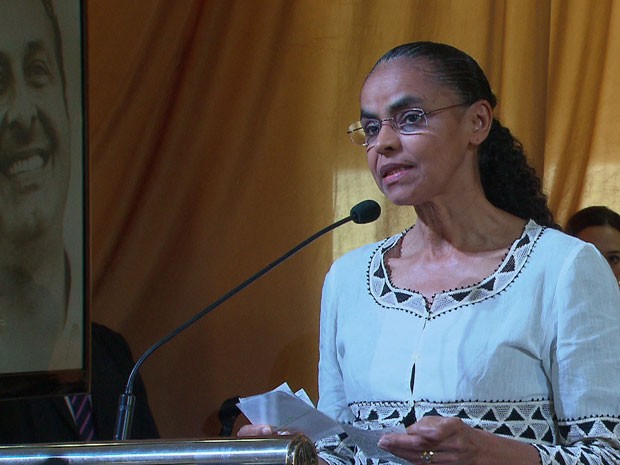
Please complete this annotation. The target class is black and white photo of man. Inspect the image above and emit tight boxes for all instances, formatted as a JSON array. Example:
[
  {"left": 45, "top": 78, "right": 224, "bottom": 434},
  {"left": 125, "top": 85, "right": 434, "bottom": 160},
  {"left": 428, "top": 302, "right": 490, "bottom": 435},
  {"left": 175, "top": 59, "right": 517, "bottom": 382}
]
[{"left": 0, "top": 0, "right": 83, "bottom": 373}]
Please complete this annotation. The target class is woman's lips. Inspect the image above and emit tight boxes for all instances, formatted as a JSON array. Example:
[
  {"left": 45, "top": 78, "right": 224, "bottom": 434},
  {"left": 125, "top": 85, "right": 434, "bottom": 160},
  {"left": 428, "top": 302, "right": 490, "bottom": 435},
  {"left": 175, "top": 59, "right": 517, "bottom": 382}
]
[{"left": 380, "top": 163, "right": 413, "bottom": 184}]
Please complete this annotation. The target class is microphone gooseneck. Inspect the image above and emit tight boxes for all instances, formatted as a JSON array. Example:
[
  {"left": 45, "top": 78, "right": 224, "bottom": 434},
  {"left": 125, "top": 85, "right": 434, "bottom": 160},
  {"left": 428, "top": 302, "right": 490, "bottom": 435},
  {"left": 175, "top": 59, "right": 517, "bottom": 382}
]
[{"left": 113, "top": 200, "right": 381, "bottom": 440}]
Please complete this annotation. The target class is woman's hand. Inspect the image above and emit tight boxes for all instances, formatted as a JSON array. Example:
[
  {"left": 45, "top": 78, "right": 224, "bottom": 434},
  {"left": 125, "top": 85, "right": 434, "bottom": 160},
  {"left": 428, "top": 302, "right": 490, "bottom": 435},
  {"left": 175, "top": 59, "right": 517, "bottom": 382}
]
[
  {"left": 377, "top": 416, "right": 539, "bottom": 465},
  {"left": 377, "top": 417, "right": 479, "bottom": 464},
  {"left": 237, "top": 424, "right": 277, "bottom": 436}
]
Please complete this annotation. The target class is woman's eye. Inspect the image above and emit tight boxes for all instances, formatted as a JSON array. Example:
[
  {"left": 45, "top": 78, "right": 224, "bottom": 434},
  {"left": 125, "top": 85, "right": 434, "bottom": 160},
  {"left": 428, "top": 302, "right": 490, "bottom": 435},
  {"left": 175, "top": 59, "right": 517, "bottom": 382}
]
[
  {"left": 399, "top": 110, "right": 424, "bottom": 126},
  {"left": 607, "top": 254, "right": 620, "bottom": 266},
  {"left": 363, "top": 121, "right": 381, "bottom": 136}
]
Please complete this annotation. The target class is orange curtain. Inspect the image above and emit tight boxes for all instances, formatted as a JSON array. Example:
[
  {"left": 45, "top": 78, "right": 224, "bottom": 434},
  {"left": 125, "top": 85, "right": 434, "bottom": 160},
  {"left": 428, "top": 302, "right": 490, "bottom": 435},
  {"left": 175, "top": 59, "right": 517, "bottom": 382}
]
[{"left": 87, "top": 0, "right": 620, "bottom": 437}]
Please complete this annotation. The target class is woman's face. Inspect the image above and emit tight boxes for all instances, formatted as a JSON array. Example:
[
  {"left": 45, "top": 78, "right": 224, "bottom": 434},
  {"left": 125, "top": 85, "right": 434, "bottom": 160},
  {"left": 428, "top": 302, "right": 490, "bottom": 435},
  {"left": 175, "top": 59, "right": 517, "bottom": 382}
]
[
  {"left": 359, "top": 59, "right": 486, "bottom": 207},
  {"left": 577, "top": 225, "right": 620, "bottom": 283}
]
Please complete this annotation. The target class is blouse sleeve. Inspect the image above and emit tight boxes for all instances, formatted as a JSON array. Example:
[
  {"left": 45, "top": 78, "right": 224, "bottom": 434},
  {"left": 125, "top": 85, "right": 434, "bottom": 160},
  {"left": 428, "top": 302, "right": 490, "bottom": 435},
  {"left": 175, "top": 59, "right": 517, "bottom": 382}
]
[
  {"left": 316, "top": 265, "right": 357, "bottom": 465},
  {"left": 317, "top": 265, "right": 353, "bottom": 423},
  {"left": 534, "top": 243, "right": 620, "bottom": 464}
]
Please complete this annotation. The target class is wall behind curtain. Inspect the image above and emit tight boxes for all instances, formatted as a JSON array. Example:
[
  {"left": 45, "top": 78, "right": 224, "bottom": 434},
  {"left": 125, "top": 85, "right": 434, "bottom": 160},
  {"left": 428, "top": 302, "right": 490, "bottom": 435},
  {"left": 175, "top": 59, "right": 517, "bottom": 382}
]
[{"left": 87, "top": 0, "right": 619, "bottom": 438}]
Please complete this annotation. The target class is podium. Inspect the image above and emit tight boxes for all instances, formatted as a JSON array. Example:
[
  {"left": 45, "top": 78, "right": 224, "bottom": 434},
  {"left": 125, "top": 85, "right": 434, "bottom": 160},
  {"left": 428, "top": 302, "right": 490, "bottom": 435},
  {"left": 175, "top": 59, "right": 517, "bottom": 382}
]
[{"left": 0, "top": 435, "right": 317, "bottom": 465}]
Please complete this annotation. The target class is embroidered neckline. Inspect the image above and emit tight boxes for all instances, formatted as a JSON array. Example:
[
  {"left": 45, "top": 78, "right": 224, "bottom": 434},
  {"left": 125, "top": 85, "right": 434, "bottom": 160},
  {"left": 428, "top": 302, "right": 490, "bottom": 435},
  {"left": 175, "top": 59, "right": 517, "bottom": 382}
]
[{"left": 367, "top": 219, "right": 543, "bottom": 317}]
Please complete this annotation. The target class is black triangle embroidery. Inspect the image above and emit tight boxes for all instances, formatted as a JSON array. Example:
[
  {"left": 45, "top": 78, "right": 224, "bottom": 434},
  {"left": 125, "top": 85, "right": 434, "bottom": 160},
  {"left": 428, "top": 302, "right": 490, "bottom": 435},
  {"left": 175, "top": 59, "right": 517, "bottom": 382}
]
[
  {"left": 558, "top": 424, "right": 571, "bottom": 438},
  {"left": 480, "top": 278, "right": 496, "bottom": 291},
  {"left": 374, "top": 266, "right": 385, "bottom": 279},
  {"left": 395, "top": 292, "right": 410, "bottom": 303},
  {"left": 579, "top": 421, "right": 595, "bottom": 435},
  {"left": 553, "top": 451, "right": 568, "bottom": 465},
  {"left": 368, "top": 410, "right": 378, "bottom": 421},
  {"left": 493, "top": 424, "right": 513, "bottom": 437},
  {"left": 506, "top": 409, "right": 525, "bottom": 422},
  {"left": 381, "top": 282, "right": 391, "bottom": 297},
  {"left": 542, "top": 428, "right": 554, "bottom": 444},
  {"left": 457, "top": 409, "right": 471, "bottom": 419},
  {"left": 581, "top": 445, "right": 594, "bottom": 455},
  {"left": 482, "top": 409, "right": 498, "bottom": 422},
  {"left": 385, "top": 410, "right": 400, "bottom": 420},
  {"left": 532, "top": 407, "right": 545, "bottom": 421},
  {"left": 521, "top": 426, "right": 537, "bottom": 440},
  {"left": 580, "top": 454, "right": 594, "bottom": 465},
  {"left": 451, "top": 290, "right": 471, "bottom": 302},
  {"left": 500, "top": 255, "right": 516, "bottom": 273},
  {"left": 402, "top": 409, "right": 416, "bottom": 427},
  {"left": 516, "top": 235, "right": 531, "bottom": 248},
  {"left": 603, "top": 420, "right": 618, "bottom": 433}
]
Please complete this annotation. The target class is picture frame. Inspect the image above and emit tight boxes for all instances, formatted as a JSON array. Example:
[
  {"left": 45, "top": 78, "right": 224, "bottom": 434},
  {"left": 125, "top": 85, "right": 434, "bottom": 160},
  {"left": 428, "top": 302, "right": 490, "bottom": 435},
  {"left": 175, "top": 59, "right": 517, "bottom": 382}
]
[{"left": 0, "top": 0, "right": 90, "bottom": 398}]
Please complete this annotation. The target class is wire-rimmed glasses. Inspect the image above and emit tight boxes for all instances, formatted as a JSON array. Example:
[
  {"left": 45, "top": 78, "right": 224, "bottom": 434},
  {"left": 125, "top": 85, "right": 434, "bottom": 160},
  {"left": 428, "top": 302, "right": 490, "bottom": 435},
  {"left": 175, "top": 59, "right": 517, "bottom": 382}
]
[{"left": 347, "top": 102, "right": 470, "bottom": 147}]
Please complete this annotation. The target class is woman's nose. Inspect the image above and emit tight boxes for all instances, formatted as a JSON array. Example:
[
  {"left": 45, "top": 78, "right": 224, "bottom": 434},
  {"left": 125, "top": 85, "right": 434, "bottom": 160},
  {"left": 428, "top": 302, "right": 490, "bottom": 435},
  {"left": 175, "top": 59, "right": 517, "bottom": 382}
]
[{"left": 371, "top": 120, "right": 401, "bottom": 153}]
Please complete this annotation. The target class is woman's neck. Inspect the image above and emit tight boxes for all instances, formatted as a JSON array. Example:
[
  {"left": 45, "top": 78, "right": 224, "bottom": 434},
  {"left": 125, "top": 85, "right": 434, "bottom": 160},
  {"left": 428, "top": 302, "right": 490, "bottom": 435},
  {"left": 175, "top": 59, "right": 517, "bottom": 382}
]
[{"left": 409, "top": 198, "right": 526, "bottom": 255}]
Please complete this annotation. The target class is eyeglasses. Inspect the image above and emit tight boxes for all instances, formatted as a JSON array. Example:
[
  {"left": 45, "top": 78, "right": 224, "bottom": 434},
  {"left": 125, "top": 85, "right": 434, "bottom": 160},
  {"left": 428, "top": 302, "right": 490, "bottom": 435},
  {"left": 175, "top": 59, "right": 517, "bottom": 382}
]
[{"left": 347, "top": 102, "right": 470, "bottom": 147}]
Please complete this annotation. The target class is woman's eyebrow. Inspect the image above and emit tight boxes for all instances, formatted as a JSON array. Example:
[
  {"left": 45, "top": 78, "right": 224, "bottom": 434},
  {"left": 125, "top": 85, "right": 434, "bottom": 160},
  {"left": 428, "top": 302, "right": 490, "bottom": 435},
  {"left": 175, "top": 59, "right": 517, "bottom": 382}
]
[{"left": 360, "top": 96, "right": 426, "bottom": 119}]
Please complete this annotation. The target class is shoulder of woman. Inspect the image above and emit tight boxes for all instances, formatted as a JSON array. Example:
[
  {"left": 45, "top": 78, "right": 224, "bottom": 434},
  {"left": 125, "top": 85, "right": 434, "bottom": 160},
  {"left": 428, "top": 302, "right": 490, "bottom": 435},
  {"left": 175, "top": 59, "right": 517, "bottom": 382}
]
[{"left": 538, "top": 226, "right": 619, "bottom": 293}]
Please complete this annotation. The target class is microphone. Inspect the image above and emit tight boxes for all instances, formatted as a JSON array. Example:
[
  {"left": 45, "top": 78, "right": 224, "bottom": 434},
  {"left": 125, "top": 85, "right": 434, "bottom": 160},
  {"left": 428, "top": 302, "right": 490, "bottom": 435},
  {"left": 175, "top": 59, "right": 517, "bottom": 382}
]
[{"left": 113, "top": 199, "right": 381, "bottom": 440}]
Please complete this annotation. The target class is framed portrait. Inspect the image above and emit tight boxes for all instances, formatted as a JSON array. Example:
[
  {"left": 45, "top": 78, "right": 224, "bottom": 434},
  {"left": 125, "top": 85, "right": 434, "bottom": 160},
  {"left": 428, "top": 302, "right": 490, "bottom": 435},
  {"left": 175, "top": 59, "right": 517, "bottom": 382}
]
[{"left": 0, "top": 0, "right": 89, "bottom": 398}]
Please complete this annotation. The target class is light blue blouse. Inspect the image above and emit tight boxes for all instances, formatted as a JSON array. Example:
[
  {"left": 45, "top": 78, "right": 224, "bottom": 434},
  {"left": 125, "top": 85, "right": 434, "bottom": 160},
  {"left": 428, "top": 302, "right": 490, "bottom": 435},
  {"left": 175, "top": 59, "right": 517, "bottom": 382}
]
[{"left": 317, "top": 220, "right": 620, "bottom": 465}]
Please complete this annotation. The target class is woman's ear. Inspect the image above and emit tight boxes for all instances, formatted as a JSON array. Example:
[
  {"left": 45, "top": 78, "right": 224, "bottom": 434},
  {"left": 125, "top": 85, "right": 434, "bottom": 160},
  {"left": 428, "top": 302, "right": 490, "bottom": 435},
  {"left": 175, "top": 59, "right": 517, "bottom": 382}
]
[{"left": 468, "top": 100, "right": 493, "bottom": 146}]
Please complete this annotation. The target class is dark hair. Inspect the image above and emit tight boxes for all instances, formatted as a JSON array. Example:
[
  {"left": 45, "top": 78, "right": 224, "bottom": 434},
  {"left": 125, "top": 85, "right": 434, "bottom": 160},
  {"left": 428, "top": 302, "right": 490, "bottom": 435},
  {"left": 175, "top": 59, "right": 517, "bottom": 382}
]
[
  {"left": 370, "top": 42, "right": 555, "bottom": 227},
  {"left": 40, "top": 0, "right": 67, "bottom": 105},
  {"left": 565, "top": 206, "right": 620, "bottom": 236}
]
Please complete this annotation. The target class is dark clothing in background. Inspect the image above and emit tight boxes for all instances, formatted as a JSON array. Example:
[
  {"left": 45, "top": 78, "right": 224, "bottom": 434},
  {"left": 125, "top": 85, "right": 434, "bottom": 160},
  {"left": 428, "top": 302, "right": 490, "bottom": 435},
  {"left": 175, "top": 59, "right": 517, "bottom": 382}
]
[{"left": 0, "top": 323, "right": 159, "bottom": 443}]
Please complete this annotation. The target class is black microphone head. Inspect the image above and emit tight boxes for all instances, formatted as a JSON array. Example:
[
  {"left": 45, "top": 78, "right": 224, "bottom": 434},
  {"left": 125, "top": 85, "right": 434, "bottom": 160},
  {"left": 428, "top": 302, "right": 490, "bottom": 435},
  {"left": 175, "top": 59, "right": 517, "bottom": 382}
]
[{"left": 350, "top": 200, "right": 381, "bottom": 224}]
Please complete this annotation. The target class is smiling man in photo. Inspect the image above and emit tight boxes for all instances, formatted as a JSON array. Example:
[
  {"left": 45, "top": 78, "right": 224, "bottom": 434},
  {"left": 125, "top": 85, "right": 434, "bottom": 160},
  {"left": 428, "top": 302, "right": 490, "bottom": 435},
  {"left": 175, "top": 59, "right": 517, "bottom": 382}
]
[{"left": 0, "top": 0, "right": 80, "bottom": 373}]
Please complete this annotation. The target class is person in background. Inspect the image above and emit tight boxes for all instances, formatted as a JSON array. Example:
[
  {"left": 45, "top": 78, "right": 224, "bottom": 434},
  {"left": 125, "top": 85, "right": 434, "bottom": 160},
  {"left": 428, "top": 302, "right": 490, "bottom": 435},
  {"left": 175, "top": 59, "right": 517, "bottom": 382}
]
[
  {"left": 0, "top": 322, "right": 159, "bottom": 443},
  {"left": 240, "top": 41, "right": 620, "bottom": 465},
  {"left": 565, "top": 205, "right": 620, "bottom": 284}
]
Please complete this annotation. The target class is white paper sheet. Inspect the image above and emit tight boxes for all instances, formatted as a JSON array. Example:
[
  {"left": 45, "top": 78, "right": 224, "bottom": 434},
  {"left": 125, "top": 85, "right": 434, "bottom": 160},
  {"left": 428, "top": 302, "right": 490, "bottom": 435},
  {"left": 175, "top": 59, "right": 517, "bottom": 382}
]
[{"left": 238, "top": 382, "right": 408, "bottom": 463}]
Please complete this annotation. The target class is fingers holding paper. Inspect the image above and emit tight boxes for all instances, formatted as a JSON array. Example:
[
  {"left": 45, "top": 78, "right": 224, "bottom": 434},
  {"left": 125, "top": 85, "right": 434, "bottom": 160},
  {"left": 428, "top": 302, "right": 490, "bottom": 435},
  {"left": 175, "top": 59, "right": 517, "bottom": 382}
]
[
  {"left": 377, "top": 416, "right": 540, "bottom": 465},
  {"left": 237, "top": 424, "right": 277, "bottom": 437},
  {"left": 377, "top": 417, "right": 480, "bottom": 464}
]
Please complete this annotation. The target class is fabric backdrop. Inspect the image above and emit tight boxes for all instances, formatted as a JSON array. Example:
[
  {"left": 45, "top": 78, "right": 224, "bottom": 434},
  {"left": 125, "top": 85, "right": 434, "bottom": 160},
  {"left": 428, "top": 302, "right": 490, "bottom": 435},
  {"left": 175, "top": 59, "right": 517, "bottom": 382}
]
[{"left": 87, "top": 0, "right": 620, "bottom": 438}]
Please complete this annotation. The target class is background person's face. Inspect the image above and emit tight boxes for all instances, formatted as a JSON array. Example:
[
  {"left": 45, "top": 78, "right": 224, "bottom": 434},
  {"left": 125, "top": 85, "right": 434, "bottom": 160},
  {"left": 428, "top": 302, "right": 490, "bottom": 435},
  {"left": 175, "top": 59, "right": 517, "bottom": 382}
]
[{"left": 0, "top": 0, "right": 70, "bottom": 246}]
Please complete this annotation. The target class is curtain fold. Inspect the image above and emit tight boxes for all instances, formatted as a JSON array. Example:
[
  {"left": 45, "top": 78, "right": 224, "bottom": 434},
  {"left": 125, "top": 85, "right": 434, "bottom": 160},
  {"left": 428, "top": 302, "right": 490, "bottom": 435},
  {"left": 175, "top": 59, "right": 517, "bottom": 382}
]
[
  {"left": 545, "top": 0, "right": 618, "bottom": 219},
  {"left": 87, "top": 0, "right": 619, "bottom": 438}
]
